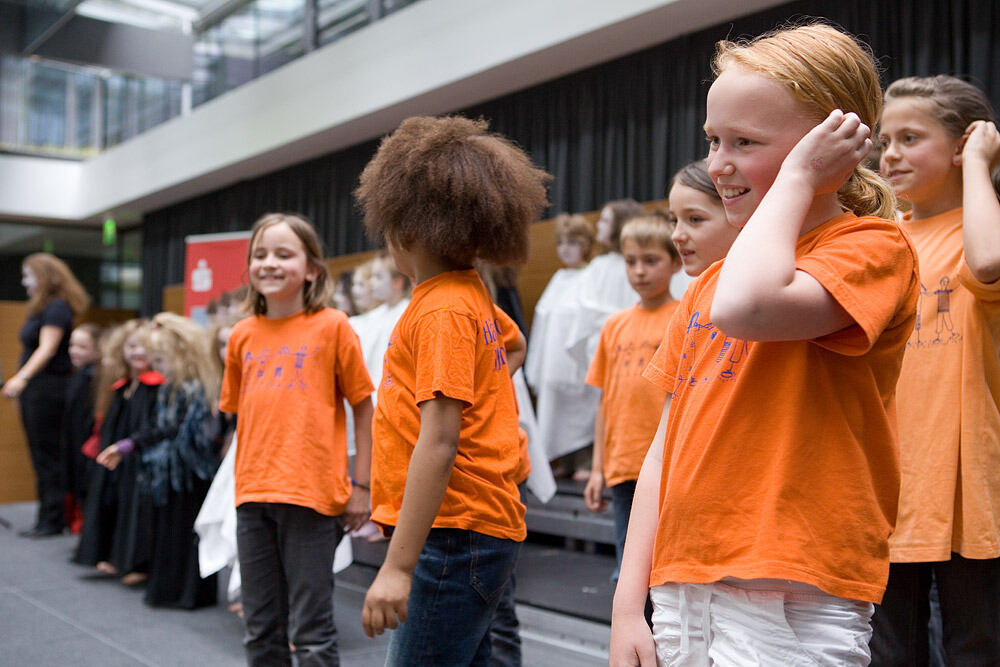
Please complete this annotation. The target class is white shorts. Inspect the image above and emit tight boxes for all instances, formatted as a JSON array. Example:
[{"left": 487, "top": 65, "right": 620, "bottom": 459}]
[{"left": 649, "top": 578, "right": 874, "bottom": 666}]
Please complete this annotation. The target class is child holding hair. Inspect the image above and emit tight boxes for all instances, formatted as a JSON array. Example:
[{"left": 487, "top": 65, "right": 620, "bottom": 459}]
[
  {"left": 667, "top": 159, "right": 740, "bottom": 278},
  {"left": 584, "top": 212, "right": 682, "bottom": 581},
  {"left": 63, "top": 323, "right": 102, "bottom": 533},
  {"left": 611, "top": 24, "right": 920, "bottom": 665},
  {"left": 75, "top": 319, "right": 160, "bottom": 581},
  {"left": 219, "top": 213, "right": 374, "bottom": 665},
  {"left": 355, "top": 115, "right": 548, "bottom": 665},
  {"left": 870, "top": 75, "right": 1000, "bottom": 664}
]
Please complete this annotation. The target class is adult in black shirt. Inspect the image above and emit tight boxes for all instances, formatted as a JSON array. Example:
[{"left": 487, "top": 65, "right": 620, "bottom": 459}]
[{"left": 2, "top": 253, "right": 90, "bottom": 537}]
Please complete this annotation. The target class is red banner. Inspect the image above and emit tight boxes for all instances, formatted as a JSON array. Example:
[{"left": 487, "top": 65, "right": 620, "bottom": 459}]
[{"left": 184, "top": 232, "right": 251, "bottom": 325}]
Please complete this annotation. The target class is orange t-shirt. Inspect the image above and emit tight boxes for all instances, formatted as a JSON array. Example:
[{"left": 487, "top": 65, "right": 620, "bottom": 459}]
[
  {"left": 642, "top": 212, "right": 919, "bottom": 603},
  {"left": 219, "top": 309, "right": 373, "bottom": 516},
  {"left": 587, "top": 300, "right": 679, "bottom": 485},
  {"left": 891, "top": 208, "right": 1000, "bottom": 562},
  {"left": 371, "top": 269, "right": 526, "bottom": 541}
]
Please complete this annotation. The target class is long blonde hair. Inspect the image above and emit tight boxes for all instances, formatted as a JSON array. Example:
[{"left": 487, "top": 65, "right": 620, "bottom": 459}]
[
  {"left": 713, "top": 22, "right": 896, "bottom": 219},
  {"left": 145, "top": 312, "right": 221, "bottom": 400},
  {"left": 22, "top": 253, "right": 90, "bottom": 317},
  {"left": 95, "top": 319, "right": 148, "bottom": 417}
]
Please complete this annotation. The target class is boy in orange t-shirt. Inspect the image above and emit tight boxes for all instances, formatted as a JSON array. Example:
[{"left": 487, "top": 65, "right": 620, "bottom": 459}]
[
  {"left": 584, "top": 213, "right": 682, "bottom": 579},
  {"left": 355, "top": 115, "right": 550, "bottom": 665}
]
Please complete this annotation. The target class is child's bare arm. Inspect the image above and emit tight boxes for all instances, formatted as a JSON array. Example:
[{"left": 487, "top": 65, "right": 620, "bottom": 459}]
[
  {"left": 361, "top": 394, "right": 462, "bottom": 638},
  {"left": 584, "top": 400, "right": 607, "bottom": 512},
  {"left": 610, "top": 396, "right": 670, "bottom": 667},
  {"left": 713, "top": 110, "right": 868, "bottom": 341},
  {"left": 961, "top": 120, "right": 1000, "bottom": 284},
  {"left": 505, "top": 330, "right": 527, "bottom": 376},
  {"left": 345, "top": 396, "right": 373, "bottom": 532}
]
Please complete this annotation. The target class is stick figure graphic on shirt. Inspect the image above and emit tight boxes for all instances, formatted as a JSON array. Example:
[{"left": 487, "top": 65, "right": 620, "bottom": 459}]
[
  {"left": 909, "top": 282, "right": 929, "bottom": 349},
  {"left": 676, "top": 312, "right": 716, "bottom": 390},
  {"left": 718, "top": 337, "right": 749, "bottom": 381},
  {"left": 933, "top": 275, "right": 959, "bottom": 344},
  {"left": 290, "top": 345, "right": 310, "bottom": 389}
]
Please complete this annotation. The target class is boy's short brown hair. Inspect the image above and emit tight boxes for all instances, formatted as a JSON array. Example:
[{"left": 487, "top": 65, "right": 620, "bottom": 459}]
[
  {"left": 619, "top": 211, "right": 680, "bottom": 261},
  {"left": 355, "top": 115, "right": 551, "bottom": 266}
]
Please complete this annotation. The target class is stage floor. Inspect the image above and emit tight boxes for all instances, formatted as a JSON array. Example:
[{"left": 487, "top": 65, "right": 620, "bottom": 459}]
[{"left": 1, "top": 501, "right": 609, "bottom": 666}]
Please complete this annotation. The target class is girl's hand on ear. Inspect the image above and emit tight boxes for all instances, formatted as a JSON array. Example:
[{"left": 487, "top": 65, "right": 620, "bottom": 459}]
[
  {"left": 783, "top": 109, "right": 872, "bottom": 196},
  {"left": 962, "top": 120, "right": 1000, "bottom": 170}
]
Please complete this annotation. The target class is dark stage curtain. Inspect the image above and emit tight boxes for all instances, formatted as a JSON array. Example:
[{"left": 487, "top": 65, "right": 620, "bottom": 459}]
[{"left": 142, "top": 0, "right": 999, "bottom": 314}]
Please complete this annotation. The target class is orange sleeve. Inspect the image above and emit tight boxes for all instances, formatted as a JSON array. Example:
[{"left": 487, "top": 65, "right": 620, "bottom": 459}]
[
  {"left": 585, "top": 321, "right": 611, "bottom": 390},
  {"left": 799, "top": 219, "right": 918, "bottom": 356},
  {"left": 958, "top": 257, "right": 1000, "bottom": 302},
  {"left": 413, "top": 309, "right": 479, "bottom": 406},
  {"left": 218, "top": 319, "right": 247, "bottom": 414},
  {"left": 643, "top": 285, "right": 694, "bottom": 393}
]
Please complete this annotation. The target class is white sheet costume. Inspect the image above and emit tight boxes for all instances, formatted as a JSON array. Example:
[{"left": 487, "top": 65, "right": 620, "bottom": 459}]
[{"left": 526, "top": 266, "right": 603, "bottom": 460}]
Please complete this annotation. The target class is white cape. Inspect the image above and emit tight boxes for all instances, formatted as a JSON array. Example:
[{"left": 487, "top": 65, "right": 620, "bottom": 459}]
[
  {"left": 525, "top": 267, "right": 603, "bottom": 460},
  {"left": 195, "top": 434, "right": 354, "bottom": 603}
]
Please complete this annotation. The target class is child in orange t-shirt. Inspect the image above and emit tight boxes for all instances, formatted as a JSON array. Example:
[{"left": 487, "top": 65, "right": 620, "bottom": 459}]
[
  {"left": 584, "top": 213, "right": 681, "bottom": 579},
  {"left": 355, "top": 115, "right": 549, "bottom": 665},
  {"left": 219, "top": 213, "right": 374, "bottom": 666},
  {"left": 610, "top": 24, "right": 920, "bottom": 666},
  {"left": 870, "top": 75, "right": 1000, "bottom": 663},
  {"left": 668, "top": 159, "right": 740, "bottom": 279}
]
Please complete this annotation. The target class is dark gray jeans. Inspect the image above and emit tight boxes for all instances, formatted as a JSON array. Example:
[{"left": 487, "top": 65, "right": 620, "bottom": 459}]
[
  {"left": 870, "top": 555, "right": 1000, "bottom": 666},
  {"left": 236, "top": 502, "right": 344, "bottom": 666}
]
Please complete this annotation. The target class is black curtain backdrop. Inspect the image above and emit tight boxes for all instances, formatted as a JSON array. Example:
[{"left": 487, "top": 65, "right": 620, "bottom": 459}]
[{"left": 142, "top": 0, "right": 1000, "bottom": 314}]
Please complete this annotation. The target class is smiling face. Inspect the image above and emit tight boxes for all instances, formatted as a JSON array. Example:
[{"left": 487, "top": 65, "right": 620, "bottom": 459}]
[
  {"left": 878, "top": 98, "right": 964, "bottom": 218},
  {"left": 668, "top": 183, "right": 738, "bottom": 277},
  {"left": 68, "top": 328, "right": 98, "bottom": 369},
  {"left": 123, "top": 332, "right": 150, "bottom": 376},
  {"left": 249, "top": 222, "right": 318, "bottom": 315},
  {"left": 704, "top": 66, "right": 818, "bottom": 228}
]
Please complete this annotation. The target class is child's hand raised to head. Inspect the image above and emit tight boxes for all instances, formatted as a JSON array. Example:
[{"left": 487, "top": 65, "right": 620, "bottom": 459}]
[
  {"left": 962, "top": 120, "right": 1000, "bottom": 169},
  {"left": 361, "top": 563, "right": 411, "bottom": 638},
  {"left": 782, "top": 109, "right": 873, "bottom": 196}
]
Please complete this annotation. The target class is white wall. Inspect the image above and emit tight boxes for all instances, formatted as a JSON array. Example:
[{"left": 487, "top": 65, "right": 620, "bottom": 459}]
[
  {"left": 0, "top": 0, "right": 787, "bottom": 224},
  {"left": 0, "top": 155, "right": 82, "bottom": 222}
]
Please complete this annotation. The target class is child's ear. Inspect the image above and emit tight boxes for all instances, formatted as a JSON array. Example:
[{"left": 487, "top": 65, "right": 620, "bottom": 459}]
[
  {"left": 953, "top": 132, "right": 969, "bottom": 166},
  {"left": 305, "top": 261, "right": 321, "bottom": 282}
]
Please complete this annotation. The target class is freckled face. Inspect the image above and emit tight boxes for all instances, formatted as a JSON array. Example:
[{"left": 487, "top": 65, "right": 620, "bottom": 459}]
[{"left": 704, "top": 66, "right": 817, "bottom": 228}]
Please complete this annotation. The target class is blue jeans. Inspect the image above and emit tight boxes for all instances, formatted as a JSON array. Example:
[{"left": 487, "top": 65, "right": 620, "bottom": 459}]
[
  {"left": 386, "top": 528, "right": 521, "bottom": 666},
  {"left": 236, "top": 503, "right": 344, "bottom": 667},
  {"left": 611, "top": 480, "right": 637, "bottom": 581},
  {"left": 869, "top": 555, "right": 1000, "bottom": 666},
  {"left": 489, "top": 483, "right": 527, "bottom": 667}
]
